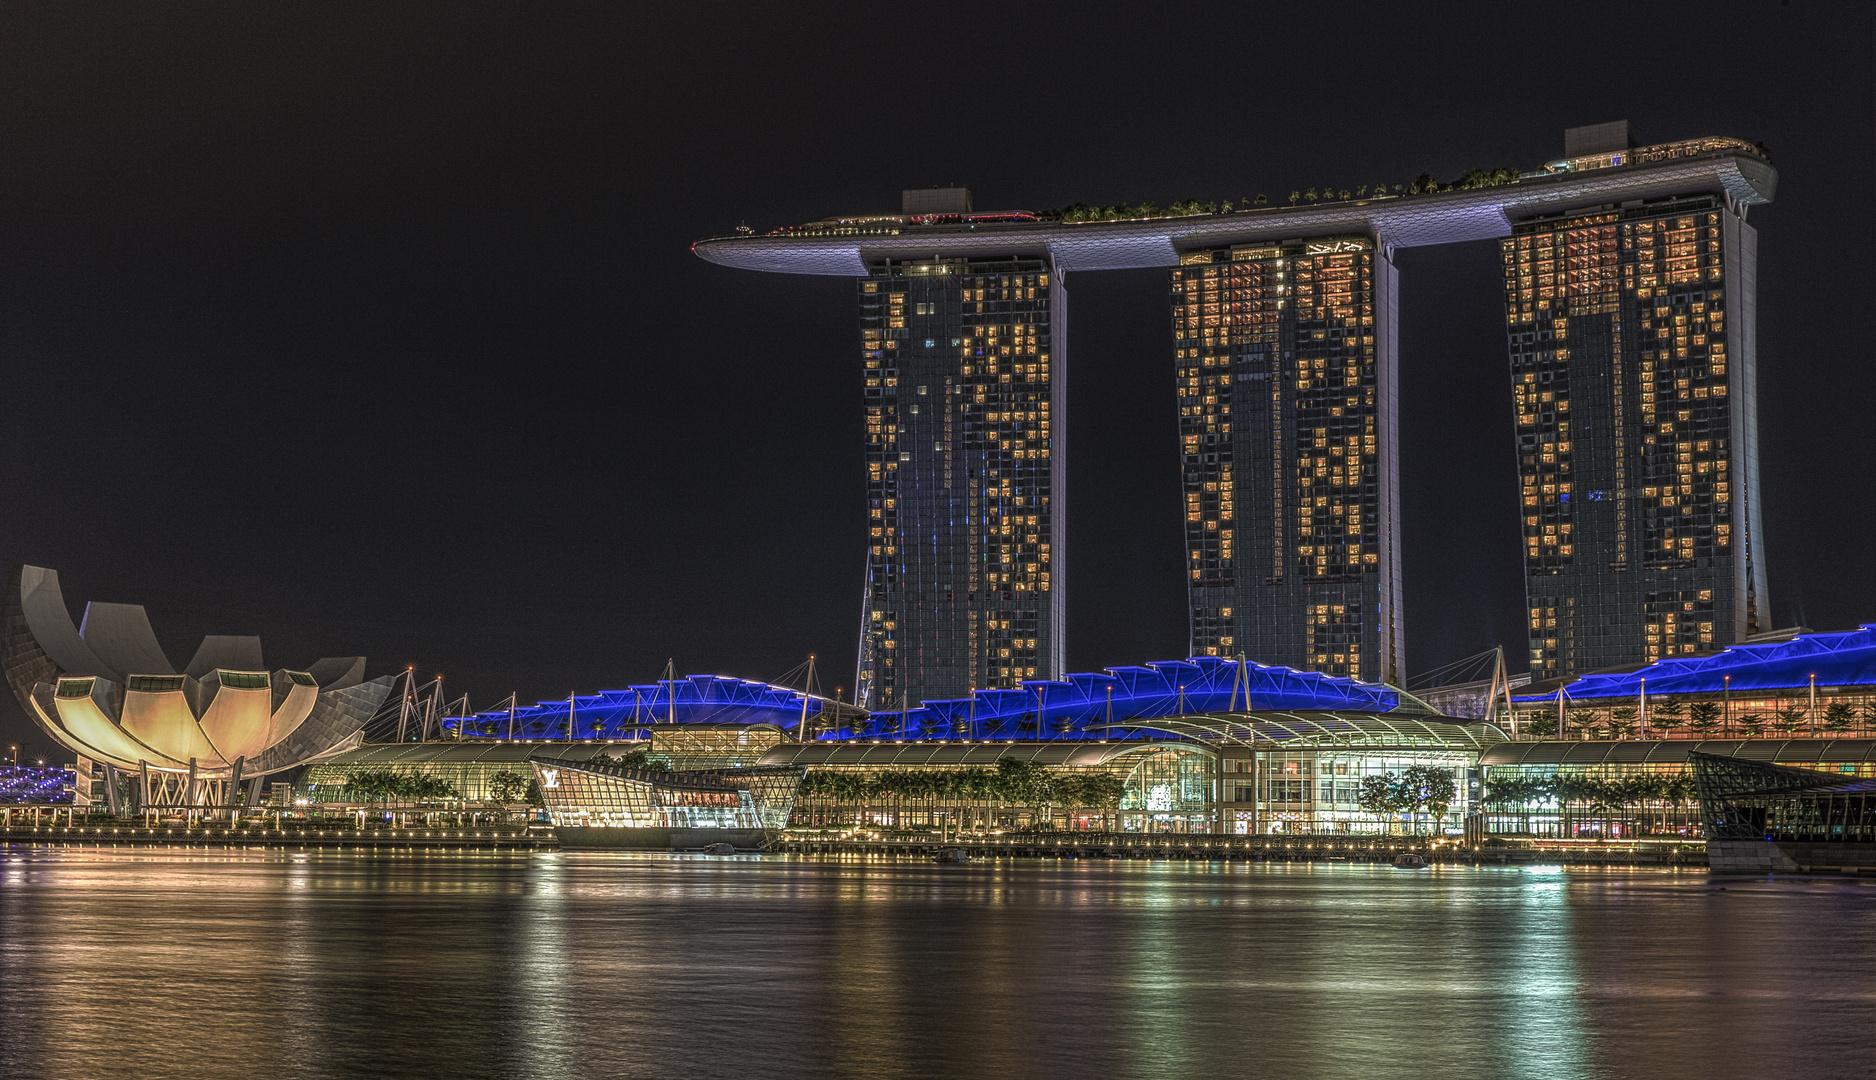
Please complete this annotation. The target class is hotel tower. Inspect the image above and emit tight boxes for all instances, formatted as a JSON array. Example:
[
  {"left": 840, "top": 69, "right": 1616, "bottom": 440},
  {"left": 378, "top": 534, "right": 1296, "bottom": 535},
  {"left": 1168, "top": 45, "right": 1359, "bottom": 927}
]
[
  {"left": 1504, "top": 123, "right": 1768, "bottom": 682},
  {"left": 694, "top": 127, "right": 1775, "bottom": 702},
  {"left": 1167, "top": 236, "right": 1403, "bottom": 684},
  {"left": 853, "top": 188, "right": 1065, "bottom": 709}
]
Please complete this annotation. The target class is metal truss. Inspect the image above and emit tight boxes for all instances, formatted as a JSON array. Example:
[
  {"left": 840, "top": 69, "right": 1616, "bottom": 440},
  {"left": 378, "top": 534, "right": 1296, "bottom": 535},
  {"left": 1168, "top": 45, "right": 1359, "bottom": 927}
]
[
  {"left": 1087, "top": 711, "right": 1504, "bottom": 751},
  {"left": 448, "top": 657, "right": 1421, "bottom": 744},
  {"left": 1514, "top": 625, "right": 1876, "bottom": 703},
  {"left": 448, "top": 674, "right": 836, "bottom": 741}
]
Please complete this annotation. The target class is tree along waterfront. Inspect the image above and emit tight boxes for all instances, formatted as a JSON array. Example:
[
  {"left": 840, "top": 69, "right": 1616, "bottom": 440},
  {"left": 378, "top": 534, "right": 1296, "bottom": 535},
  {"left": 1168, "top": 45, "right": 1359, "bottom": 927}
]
[
  {"left": 342, "top": 769, "right": 459, "bottom": 805},
  {"left": 1354, "top": 765, "right": 1460, "bottom": 835},
  {"left": 793, "top": 758, "right": 1127, "bottom": 831},
  {"left": 1483, "top": 773, "right": 1699, "bottom": 836}
]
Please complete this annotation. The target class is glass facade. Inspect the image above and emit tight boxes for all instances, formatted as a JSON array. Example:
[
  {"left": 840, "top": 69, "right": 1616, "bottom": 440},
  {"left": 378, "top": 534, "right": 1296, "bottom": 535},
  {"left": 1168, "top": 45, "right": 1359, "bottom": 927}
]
[
  {"left": 1167, "top": 236, "right": 1402, "bottom": 683},
  {"left": 1693, "top": 753, "right": 1876, "bottom": 844},
  {"left": 1503, "top": 195, "right": 1766, "bottom": 681},
  {"left": 301, "top": 742, "right": 621, "bottom": 803},
  {"left": 646, "top": 725, "right": 783, "bottom": 770},
  {"left": 533, "top": 760, "right": 800, "bottom": 830},
  {"left": 1218, "top": 746, "right": 1476, "bottom": 836},
  {"left": 765, "top": 740, "right": 1216, "bottom": 833},
  {"left": 1481, "top": 740, "right": 1876, "bottom": 839},
  {"left": 857, "top": 256, "right": 1064, "bottom": 710},
  {"left": 1115, "top": 745, "right": 1214, "bottom": 832}
]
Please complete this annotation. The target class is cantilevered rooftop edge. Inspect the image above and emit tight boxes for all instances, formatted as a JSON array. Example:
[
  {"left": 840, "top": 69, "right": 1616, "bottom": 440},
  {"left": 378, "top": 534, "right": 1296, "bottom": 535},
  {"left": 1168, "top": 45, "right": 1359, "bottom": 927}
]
[{"left": 693, "top": 138, "right": 1776, "bottom": 275}]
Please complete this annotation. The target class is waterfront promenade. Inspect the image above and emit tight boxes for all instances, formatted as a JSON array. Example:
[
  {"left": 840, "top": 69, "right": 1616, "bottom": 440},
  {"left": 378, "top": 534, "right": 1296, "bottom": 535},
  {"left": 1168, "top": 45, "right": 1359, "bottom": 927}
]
[{"left": 0, "top": 817, "right": 1710, "bottom": 867}]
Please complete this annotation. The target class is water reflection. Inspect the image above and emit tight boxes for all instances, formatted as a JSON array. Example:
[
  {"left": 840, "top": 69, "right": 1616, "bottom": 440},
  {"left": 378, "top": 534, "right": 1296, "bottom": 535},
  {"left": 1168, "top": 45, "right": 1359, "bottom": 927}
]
[{"left": 1, "top": 848, "right": 1873, "bottom": 1079}]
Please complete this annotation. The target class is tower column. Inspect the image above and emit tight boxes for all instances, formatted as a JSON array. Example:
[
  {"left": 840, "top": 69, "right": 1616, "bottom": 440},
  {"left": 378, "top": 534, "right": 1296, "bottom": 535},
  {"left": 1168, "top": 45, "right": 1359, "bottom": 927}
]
[
  {"left": 854, "top": 252, "right": 1063, "bottom": 715},
  {"left": 1168, "top": 234, "right": 1401, "bottom": 685}
]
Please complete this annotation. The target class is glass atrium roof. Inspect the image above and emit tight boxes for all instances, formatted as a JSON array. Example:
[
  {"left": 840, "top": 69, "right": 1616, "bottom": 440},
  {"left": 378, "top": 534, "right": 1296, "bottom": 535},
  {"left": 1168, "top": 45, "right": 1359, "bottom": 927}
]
[{"left": 1103, "top": 711, "right": 1505, "bottom": 750}]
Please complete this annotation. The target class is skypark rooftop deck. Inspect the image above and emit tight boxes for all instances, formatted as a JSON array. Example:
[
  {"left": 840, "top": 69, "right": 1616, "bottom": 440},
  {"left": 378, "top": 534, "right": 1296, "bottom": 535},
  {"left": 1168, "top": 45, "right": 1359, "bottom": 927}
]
[{"left": 693, "top": 136, "right": 1774, "bottom": 275}]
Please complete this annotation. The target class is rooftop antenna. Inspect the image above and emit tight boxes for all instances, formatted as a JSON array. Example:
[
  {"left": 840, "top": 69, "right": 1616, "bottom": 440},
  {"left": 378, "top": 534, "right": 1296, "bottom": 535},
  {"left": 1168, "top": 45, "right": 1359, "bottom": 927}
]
[
  {"left": 505, "top": 693, "right": 517, "bottom": 741},
  {"left": 664, "top": 658, "right": 678, "bottom": 724}
]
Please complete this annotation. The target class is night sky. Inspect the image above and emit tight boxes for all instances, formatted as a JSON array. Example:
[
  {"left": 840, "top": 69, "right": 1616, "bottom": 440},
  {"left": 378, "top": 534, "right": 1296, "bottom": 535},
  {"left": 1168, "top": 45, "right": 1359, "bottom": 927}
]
[{"left": 3, "top": 4, "right": 1871, "bottom": 758}]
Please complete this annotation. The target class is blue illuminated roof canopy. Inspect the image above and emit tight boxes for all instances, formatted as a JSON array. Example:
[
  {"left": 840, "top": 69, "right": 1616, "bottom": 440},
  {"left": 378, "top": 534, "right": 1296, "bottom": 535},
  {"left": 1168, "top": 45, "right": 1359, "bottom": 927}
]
[
  {"left": 1512, "top": 626, "right": 1876, "bottom": 703},
  {"left": 444, "top": 657, "right": 1412, "bottom": 742}
]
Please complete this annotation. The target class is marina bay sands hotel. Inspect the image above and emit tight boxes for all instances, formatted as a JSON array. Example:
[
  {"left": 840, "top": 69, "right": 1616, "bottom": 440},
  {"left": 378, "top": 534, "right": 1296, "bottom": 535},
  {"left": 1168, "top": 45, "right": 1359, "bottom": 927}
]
[{"left": 694, "top": 123, "right": 1777, "bottom": 712}]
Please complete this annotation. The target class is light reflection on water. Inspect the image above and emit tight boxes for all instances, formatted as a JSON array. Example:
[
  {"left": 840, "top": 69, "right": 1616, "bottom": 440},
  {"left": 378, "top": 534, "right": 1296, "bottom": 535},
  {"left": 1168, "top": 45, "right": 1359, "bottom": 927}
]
[{"left": 2, "top": 849, "right": 1874, "bottom": 1079}]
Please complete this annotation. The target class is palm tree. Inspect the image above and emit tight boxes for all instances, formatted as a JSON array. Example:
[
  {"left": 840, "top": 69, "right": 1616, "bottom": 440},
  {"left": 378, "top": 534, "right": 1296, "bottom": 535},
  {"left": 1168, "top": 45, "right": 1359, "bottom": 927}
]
[{"left": 964, "top": 768, "right": 994, "bottom": 831}]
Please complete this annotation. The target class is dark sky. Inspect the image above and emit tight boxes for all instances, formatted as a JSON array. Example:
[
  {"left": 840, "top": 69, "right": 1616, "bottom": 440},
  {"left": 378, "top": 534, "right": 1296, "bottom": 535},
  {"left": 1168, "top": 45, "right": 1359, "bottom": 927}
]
[{"left": 3, "top": 3, "right": 1872, "bottom": 757}]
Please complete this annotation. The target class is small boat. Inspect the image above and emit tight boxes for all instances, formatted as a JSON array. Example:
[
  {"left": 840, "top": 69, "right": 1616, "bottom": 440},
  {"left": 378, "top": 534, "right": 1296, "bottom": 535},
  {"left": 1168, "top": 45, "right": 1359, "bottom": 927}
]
[
  {"left": 702, "top": 842, "right": 737, "bottom": 854},
  {"left": 1393, "top": 852, "right": 1429, "bottom": 869},
  {"left": 935, "top": 848, "right": 970, "bottom": 864}
]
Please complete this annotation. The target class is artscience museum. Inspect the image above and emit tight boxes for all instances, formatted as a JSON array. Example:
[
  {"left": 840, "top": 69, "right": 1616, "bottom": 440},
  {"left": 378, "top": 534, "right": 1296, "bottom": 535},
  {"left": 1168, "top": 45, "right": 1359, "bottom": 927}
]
[{"left": 2, "top": 565, "right": 394, "bottom": 808}]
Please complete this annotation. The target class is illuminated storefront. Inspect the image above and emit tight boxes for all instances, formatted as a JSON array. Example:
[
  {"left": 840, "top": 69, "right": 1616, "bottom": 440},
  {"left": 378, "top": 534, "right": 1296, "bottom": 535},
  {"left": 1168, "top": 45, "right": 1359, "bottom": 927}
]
[
  {"left": 1142, "top": 713, "right": 1502, "bottom": 836},
  {"left": 531, "top": 759, "right": 801, "bottom": 831},
  {"left": 1482, "top": 737, "right": 1876, "bottom": 840}
]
